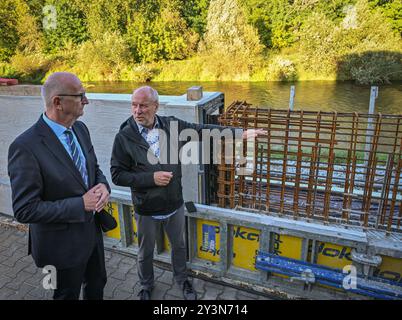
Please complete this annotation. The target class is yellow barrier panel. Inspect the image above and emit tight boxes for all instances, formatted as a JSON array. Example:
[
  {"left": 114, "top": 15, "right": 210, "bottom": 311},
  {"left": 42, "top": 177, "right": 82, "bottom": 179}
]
[
  {"left": 105, "top": 202, "right": 120, "bottom": 239},
  {"left": 130, "top": 206, "right": 138, "bottom": 245},
  {"left": 314, "top": 242, "right": 353, "bottom": 291},
  {"left": 105, "top": 203, "right": 174, "bottom": 251},
  {"left": 196, "top": 219, "right": 220, "bottom": 262},
  {"left": 316, "top": 242, "right": 353, "bottom": 270},
  {"left": 374, "top": 256, "right": 402, "bottom": 284},
  {"left": 232, "top": 226, "right": 260, "bottom": 271},
  {"left": 272, "top": 233, "right": 303, "bottom": 279},
  {"left": 164, "top": 231, "right": 171, "bottom": 252},
  {"left": 104, "top": 205, "right": 402, "bottom": 289},
  {"left": 273, "top": 233, "right": 303, "bottom": 259}
]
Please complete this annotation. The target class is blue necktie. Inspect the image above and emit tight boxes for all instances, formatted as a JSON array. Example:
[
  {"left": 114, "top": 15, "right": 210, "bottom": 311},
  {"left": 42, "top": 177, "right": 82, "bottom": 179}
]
[{"left": 64, "top": 130, "right": 88, "bottom": 187}]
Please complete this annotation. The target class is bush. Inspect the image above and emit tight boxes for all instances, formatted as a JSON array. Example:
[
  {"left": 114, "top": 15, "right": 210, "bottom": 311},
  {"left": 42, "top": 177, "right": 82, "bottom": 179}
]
[
  {"left": 9, "top": 51, "right": 53, "bottom": 82},
  {"left": 154, "top": 51, "right": 265, "bottom": 81},
  {"left": 70, "top": 32, "right": 132, "bottom": 81},
  {"left": 338, "top": 51, "right": 402, "bottom": 84},
  {"left": 266, "top": 56, "right": 298, "bottom": 81},
  {"left": 0, "top": 62, "right": 18, "bottom": 77},
  {"left": 121, "top": 63, "right": 159, "bottom": 82}
]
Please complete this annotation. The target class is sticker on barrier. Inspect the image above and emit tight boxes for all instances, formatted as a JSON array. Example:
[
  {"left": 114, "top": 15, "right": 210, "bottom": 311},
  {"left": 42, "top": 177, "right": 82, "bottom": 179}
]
[{"left": 197, "top": 220, "right": 220, "bottom": 262}]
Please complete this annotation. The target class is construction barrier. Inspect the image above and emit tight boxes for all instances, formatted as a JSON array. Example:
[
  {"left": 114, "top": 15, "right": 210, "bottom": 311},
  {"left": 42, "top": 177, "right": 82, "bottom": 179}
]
[{"left": 103, "top": 193, "right": 402, "bottom": 299}]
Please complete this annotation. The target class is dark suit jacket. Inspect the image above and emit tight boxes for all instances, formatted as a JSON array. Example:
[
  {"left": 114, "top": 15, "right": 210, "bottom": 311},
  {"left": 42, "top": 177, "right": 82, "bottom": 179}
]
[{"left": 8, "top": 116, "right": 110, "bottom": 270}]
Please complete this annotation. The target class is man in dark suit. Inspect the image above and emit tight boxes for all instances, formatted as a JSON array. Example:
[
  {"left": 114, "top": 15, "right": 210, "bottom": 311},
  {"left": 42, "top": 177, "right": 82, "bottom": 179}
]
[{"left": 8, "top": 72, "right": 110, "bottom": 300}]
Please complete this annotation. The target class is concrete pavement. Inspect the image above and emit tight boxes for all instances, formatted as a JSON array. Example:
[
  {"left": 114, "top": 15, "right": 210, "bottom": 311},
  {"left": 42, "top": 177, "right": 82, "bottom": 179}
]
[{"left": 0, "top": 220, "right": 272, "bottom": 300}]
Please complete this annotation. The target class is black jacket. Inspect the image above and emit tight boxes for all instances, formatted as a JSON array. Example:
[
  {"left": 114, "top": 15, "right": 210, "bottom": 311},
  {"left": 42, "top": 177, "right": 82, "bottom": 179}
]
[
  {"left": 8, "top": 116, "right": 110, "bottom": 269},
  {"left": 110, "top": 115, "right": 240, "bottom": 216}
]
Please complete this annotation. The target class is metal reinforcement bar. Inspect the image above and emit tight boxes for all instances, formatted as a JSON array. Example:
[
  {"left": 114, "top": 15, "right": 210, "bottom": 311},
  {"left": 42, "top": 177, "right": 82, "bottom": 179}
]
[{"left": 217, "top": 102, "right": 402, "bottom": 233}]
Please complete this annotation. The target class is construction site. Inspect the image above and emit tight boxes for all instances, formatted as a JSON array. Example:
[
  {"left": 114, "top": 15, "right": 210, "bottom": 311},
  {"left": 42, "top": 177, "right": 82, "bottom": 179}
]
[{"left": 0, "top": 86, "right": 401, "bottom": 300}]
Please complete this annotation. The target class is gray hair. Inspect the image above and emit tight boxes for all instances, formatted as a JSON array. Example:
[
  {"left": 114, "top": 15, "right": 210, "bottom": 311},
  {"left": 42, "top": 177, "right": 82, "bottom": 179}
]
[{"left": 133, "top": 86, "right": 159, "bottom": 104}]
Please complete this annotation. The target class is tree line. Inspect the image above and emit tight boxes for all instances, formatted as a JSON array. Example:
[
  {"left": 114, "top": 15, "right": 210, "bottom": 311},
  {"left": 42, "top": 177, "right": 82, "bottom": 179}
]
[{"left": 0, "top": 0, "right": 401, "bottom": 83}]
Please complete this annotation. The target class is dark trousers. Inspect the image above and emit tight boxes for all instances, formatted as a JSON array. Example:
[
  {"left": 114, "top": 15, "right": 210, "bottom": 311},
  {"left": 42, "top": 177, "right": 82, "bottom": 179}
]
[
  {"left": 53, "top": 241, "right": 107, "bottom": 300},
  {"left": 135, "top": 205, "right": 187, "bottom": 291}
]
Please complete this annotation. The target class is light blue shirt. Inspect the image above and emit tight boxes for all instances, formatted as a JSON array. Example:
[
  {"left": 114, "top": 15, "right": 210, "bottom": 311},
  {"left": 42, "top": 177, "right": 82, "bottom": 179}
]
[
  {"left": 135, "top": 118, "right": 177, "bottom": 220},
  {"left": 42, "top": 113, "right": 88, "bottom": 186}
]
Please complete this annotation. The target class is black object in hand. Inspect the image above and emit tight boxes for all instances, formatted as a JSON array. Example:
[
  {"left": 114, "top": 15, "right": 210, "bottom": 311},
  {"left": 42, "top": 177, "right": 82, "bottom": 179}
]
[{"left": 97, "top": 210, "right": 117, "bottom": 232}]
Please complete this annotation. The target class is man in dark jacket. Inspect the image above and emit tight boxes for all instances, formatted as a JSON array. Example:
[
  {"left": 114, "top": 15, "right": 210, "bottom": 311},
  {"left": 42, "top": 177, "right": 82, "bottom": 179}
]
[
  {"left": 110, "top": 86, "right": 265, "bottom": 300},
  {"left": 8, "top": 72, "right": 110, "bottom": 300}
]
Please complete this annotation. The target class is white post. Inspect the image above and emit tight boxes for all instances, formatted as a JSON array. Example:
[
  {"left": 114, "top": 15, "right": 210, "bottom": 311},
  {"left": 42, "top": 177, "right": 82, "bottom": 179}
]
[
  {"left": 289, "top": 85, "right": 295, "bottom": 110},
  {"left": 368, "top": 86, "right": 378, "bottom": 115},
  {"left": 288, "top": 85, "right": 296, "bottom": 154},
  {"left": 364, "top": 86, "right": 378, "bottom": 165}
]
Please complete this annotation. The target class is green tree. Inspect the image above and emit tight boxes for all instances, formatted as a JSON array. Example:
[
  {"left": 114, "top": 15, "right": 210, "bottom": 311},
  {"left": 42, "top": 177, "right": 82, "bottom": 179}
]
[
  {"left": 0, "top": 0, "right": 19, "bottom": 61},
  {"left": 177, "top": 0, "right": 210, "bottom": 36},
  {"left": 82, "top": 0, "right": 138, "bottom": 40},
  {"left": 126, "top": 3, "right": 198, "bottom": 63},
  {"left": 43, "top": 0, "right": 88, "bottom": 53},
  {"left": 0, "top": 0, "right": 44, "bottom": 61},
  {"left": 369, "top": 0, "right": 402, "bottom": 35},
  {"left": 241, "top": 0, "right": 356, "bottom": 49},
  {"left": 298, "top": 0, "right": 402, "bottom": 83},
  {"left": 203, "top": 0, "right": 263, "bottom": 56},
  {"left": 16, "top": 0, "right": 43, "bottom": 53},
  {"left": 199, "top": 0, "right": 264, "bottom": 79}
]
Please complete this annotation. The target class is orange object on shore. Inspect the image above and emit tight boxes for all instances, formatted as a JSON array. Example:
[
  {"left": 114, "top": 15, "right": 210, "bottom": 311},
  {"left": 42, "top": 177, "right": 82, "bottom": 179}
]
[{"left": 0, "top": 78, "right": 18, "bottom": 86}]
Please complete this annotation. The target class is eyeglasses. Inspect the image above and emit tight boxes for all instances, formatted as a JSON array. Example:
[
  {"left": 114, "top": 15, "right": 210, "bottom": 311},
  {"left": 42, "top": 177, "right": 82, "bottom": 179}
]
[{"left": 57, "top": 93, "right": 87, "bottom": 101}]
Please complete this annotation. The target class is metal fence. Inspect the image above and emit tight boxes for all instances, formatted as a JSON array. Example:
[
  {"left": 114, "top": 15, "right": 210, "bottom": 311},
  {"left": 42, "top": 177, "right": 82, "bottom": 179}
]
[{"left": 217, "top": 101, "right": 402, "bottom": 233}]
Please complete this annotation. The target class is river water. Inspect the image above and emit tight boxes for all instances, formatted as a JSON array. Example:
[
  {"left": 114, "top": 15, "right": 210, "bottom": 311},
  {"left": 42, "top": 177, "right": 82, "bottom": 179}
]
[{"left": 85, "top": 80, "right": 402, "bottom": 114}]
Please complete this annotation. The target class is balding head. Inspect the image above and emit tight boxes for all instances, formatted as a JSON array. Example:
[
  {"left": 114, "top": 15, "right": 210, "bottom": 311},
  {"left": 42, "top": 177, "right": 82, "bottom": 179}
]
[
  {"left": 41, "top": 72, "right": 82, "bottom": 109},
  {"left": 132, "top": 86, "right": 159, "bottom": 105},
  {"left": 131, "top": 86, "right": 159, "bottom": 129},
  {"left": 41, "top": 72, "right": 88, "bottom": 128}
]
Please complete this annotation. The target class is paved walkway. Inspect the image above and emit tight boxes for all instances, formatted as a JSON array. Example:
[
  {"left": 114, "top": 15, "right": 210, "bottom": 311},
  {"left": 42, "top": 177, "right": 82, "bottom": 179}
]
[{"left": 0, "top": 222, "right": 271, "bottom": 300}]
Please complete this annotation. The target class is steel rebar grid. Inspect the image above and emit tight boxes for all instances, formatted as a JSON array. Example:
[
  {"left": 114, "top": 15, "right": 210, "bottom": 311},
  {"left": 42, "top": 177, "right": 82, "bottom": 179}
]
[{"left": 217, "top": 102, "right": 402, "bottom": 233}]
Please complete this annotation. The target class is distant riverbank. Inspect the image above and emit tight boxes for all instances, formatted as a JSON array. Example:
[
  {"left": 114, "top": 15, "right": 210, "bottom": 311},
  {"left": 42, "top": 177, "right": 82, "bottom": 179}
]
[
  {"left": 2, "top": 81, "right": 401, "bottom": 115},
  {"left": 83, "top": 80, "right": 402, "bottom": 114}
]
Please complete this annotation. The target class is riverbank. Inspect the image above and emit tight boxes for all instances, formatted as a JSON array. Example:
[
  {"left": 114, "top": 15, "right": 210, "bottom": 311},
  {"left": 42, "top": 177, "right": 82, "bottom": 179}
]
[
  {"left": 2, "top": 51, "right": 402, "bottom": 86},
  {"left": 1, "top": 81, "right": 401, "bottom": 115}
]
